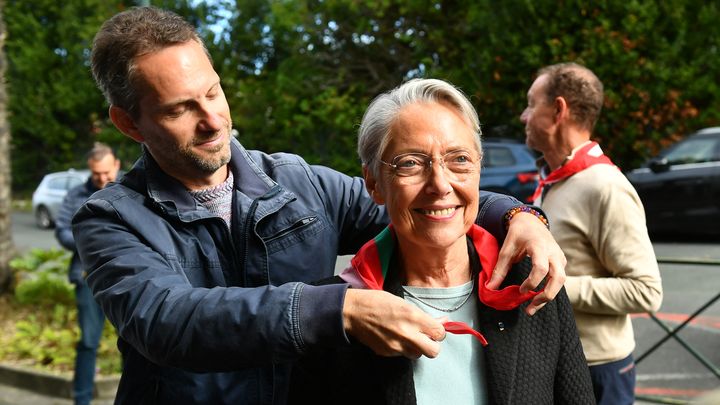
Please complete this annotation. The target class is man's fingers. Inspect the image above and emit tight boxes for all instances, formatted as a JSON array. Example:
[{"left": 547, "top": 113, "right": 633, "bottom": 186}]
[
  {"left": 410, "top": 332, "right": 442, "bottom": 359},
  {"left": 435, "top": 316, "right": 449, "bottom": 341},
  {"left": 423, "top": 319, "right": 447, "bottom": 342},
  {"left": 524, "top": 257, "right": 565, "bottom": 316},
  {"left": 392, "top": 310, "right": 445, "bottom": 358},
  {"left": 383, "top": 324, "right": 443, "bottom": 359},
  {"left": 490, "top": 249, "right": 514, "bottom": 289},
  {"left": 519, "top": 256, "right": 549, "bottom": 294},
  {"left": 540, "top": 260, "right": 565, "bottom": 300},
  {"left": 343, "top": 289, "right": 446, "bottom": 359},
  {"left": 525, "top": 293, "right": 549, "bottom": 316}
]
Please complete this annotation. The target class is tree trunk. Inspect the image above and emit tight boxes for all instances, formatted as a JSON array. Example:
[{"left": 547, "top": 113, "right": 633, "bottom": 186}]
[{"left": 0, "top": 0, "right": 15, "bottom": 294}]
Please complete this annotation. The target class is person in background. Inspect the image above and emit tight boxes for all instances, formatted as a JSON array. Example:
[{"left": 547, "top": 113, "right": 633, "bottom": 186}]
[
  {"left": 55, "top": 142, "right": 121, "bottom": 405},
  {"left": 73, "top": 6, "right": 567, "bottom": 404},
  {"left": 520, "top": 62, "right": 663, "bottom": 405}
]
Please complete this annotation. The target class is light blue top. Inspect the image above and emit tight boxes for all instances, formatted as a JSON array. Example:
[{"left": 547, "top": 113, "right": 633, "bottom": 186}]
[{"left": 403, "top": 280, "right": 487, "bottom": 405}]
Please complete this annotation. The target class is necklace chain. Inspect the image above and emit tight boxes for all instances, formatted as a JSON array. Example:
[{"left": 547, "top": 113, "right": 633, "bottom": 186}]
[{"left": 401, "top": 285, "right": 474, "bottom": 313}]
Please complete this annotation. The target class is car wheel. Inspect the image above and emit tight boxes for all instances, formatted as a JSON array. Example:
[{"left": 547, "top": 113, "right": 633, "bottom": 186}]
[{"left": 35, "top": 206, "right": 54, "bottom": 229}]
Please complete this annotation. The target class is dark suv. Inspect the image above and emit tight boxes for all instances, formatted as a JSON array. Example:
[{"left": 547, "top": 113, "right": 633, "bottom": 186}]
[
  {"left": 480, "top": 138, "right": 539, "bottom": 202},
  {"left": 626, "top": 127, "right": 720, "bottom": 236}
]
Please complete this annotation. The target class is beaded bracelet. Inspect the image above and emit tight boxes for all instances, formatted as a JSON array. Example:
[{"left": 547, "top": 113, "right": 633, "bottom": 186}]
[{"left": 503, "top": 206, "right": 549, "bottom": 231}]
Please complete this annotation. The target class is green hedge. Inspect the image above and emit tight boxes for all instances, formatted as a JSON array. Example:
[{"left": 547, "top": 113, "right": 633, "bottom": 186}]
[{"left": 0, "top": 249, "right": 121, "bottom": 375}]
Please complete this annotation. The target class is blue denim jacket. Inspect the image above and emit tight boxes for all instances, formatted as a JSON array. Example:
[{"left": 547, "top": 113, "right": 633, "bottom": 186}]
[
  {"left": 72, "top": 139, "right": 520, "bottom": 404},
  {"left": 55, "top": 178, "right": 99, "bottom": 284}
]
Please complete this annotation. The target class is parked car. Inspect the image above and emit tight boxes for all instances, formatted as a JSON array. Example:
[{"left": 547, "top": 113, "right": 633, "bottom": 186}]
[
  {"left": 480, "top": 138, "right": 539, "bottom": 202},
  {"left": 31, "top": 169, "right": 89, "bottom": 229},
  {"left": 626, "top": 127, "right": 720, "bottom": 236}
]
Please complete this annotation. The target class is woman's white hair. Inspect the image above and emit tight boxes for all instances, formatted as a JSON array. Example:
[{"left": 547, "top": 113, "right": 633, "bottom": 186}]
[{"left": 357, "top": 78, "right": 482, "bottom": 177}]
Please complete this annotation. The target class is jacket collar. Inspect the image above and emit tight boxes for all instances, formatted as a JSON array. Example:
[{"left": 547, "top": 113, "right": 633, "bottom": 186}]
[{"left": 134, "top": 138, "right": 284, "bottom": 219}]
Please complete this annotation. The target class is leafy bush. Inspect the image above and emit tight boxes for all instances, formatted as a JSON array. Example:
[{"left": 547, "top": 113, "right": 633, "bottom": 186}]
[
  {"left": 1, "top": 249, "right": 121, "bottom": 375},
  {"left": 5, "top": 311, "right": 77, "bottom": 371},
  {"left": 10, "top": 248, "right": 74, "bottom": 306}
]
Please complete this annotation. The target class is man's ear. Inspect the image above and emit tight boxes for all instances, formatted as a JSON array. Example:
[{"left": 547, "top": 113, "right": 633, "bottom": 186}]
[
  {"left": 363, "top": 165, "right": 385, "bottom": 205},
  {"left": 554, "top": 96, "right": 569, "bottom": 123},
  {"left": 109, "top": 105, "right": 144, "bottom": 143}
]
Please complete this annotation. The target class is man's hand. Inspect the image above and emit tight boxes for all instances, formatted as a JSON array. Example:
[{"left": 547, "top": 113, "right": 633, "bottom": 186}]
[
  {"left": 488, "top": 211, "right": 567, "bottom": 316},
  {"left": 343, "top": 289, "right": 446, "bottom": 359}
]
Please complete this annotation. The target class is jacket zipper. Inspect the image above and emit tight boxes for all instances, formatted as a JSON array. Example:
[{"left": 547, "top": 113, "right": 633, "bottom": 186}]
[
  {"left": 239, "top": 185, "right": 284, "bottom": 287},
  {"left": 262, "top": 216, "right": 318, "bottom": 245},
  {"left": 240, "top": 199, "right": 259, "bottom": 287}
]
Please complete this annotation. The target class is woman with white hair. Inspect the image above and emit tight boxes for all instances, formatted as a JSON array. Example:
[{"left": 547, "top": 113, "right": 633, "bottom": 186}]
[{"left": 289, "top": 79, "right": 594, "bottom": 404}]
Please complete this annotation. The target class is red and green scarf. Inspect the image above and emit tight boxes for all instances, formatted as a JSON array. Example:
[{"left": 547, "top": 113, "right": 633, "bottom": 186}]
[
  {"left": 349, "top": 224, "right": 541, "bottom": 346},
  {"left": 530, "top": 141, "right": 616, "bottom": 203}
]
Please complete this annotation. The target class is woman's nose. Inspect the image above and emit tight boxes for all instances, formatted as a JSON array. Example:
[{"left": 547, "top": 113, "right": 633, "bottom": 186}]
[{"left": 425, "top": 161, "right": 453, "bottom": 196}]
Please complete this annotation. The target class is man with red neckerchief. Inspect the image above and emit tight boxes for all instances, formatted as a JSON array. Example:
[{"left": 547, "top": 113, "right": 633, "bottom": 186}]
[{"left": 520, "top": 62, "right": 663, "bottom": 405}]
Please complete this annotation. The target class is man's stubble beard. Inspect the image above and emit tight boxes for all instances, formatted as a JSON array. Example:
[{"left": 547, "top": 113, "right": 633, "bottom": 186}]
[{"left": 181, "top": 125, "right": 233, "bottom": 174}]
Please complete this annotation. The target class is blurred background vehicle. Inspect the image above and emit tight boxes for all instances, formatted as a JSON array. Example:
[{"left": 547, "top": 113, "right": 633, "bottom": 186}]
[
  {"left": 480, "top": 137, "right": 539, "bottom": 202},
  {"left": 31, "top": 169, "right": 89, "bottom": 229},
  {"left": 626, "top": 127, "right": 720, "bottom": 236}
]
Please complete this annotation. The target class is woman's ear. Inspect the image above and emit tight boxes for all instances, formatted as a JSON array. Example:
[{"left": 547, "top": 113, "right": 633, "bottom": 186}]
[
  {"left": 363, "top": 165, "right": 385, "bottom": 205},
  {"left": 109, "top": 105, "right": 145, "bottom": 143}
]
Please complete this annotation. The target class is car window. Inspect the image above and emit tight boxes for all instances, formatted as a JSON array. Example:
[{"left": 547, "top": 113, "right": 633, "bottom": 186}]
[
  {"left": 484, "top": 146, "right": 517, "bottom": 168},
  {"left": 665, "top": 137, "right": 719, "bottom": 165},
  {"left": 47, "top": 177, "right": 69, "bottom": 191},
  {"left": 68, "top": 176, "right": 85, "bottom": 189}
]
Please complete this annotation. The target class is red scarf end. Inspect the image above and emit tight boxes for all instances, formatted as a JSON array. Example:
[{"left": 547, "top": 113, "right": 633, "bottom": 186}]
[{"left": 443, "top": 321, "right": 488, "bottom": 346}]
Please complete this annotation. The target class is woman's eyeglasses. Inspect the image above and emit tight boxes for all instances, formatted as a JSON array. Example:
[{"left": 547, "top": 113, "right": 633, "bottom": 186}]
[{"left": 380, "top": 150, "right": 480, "bottom": 184}]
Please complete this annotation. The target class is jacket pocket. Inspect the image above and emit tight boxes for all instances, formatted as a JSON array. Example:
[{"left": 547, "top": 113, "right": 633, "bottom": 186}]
[{"left": 260, "top": 215, "right": 326, "bottom": 254}]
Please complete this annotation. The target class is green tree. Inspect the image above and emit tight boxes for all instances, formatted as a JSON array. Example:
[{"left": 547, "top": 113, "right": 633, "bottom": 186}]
[
  {"left": 5, "top": 0, "right": 231, "bottom": 194},
  {"left": 5, "top": 0, "right": 132, "bottom": 193},
  {"left": 217, "top": 0, "right": 720, "bottom": 173},
  {"left": 219, "top": 0, "right": 431, "bottom": 175},
  {"left": 428, "top": 0, "right": 720, "bottom": 169},
  {"left": 6, "top": 0, "right": 720, "bottom": 192}
]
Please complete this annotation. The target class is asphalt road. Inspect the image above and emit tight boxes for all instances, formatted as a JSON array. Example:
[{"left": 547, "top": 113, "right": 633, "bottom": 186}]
[
  {"left": 7, "top": 211, "right": 720, "bottom": 403},
  {"left": 632, "top": 240, "right": 720, "bottom": 403},
  {"left": 11, "top": 210, "right": 61, "bottom": 253}
]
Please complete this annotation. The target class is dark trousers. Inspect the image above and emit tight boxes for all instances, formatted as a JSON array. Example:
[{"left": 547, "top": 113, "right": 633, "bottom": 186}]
[
  {"left": 589, "top": 354, "right": 636, "bottom": 405},
  {"left": 73, "top": 280, "right": 106, "bottom": 405}
]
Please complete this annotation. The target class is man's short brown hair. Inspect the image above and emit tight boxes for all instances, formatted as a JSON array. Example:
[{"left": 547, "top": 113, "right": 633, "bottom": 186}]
[
  {"left": 537, "top": 62, "right": 604, "bottom": 131},
  {"left": 90, "top": 6, "right": 209, "bottom": 118},
  {"left": 86, "top": 142, "right": 115, "bottom": 162}
]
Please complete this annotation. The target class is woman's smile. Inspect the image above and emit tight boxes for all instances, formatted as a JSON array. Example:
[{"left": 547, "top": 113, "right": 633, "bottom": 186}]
[{"left": 415, "top": 206, "right": 461, "bottom": 219}]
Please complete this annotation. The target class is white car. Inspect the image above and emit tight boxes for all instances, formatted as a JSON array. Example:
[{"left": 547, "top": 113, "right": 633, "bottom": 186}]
[{"left": 31, "top": 169, "right": 89, "bottom": 229}]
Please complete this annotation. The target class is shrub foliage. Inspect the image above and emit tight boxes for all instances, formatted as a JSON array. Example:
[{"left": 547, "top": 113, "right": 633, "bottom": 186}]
[{"left": 0, "top": 248, "right": 120, "bottom": 375}]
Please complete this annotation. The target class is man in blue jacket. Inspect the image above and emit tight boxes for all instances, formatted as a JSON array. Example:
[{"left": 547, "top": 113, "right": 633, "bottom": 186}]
[
  {"left": 74, "top": 6, "right": 568, "bottom": 404},
  {"left": 55, "top": 142, "right": 121, "bottom": 405}
]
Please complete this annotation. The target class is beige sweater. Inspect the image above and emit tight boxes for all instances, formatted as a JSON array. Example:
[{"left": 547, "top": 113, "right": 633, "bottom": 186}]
[{"left": 539, "top": 162, "right": 663, "bottom": 365}]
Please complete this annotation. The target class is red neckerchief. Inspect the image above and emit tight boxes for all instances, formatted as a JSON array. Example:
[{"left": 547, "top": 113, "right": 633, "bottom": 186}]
[
  {"left": 529, "top": 141, "right": 616, "bottom": 203},
  {"left": 349, "top": 224, "right": 541, "bottom": 346}
]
